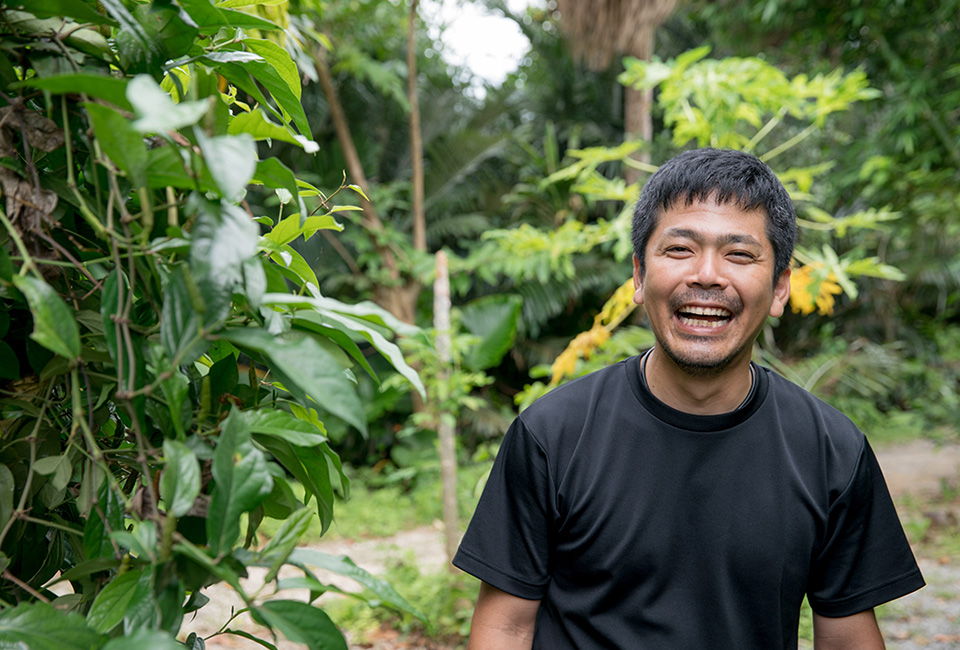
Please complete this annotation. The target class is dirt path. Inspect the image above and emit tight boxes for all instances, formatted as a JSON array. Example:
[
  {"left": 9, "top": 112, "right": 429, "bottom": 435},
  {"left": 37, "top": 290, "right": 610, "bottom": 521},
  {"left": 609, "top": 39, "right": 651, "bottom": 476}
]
[{"left": 180, "top": 440, "right": 960, "bottom": 649}]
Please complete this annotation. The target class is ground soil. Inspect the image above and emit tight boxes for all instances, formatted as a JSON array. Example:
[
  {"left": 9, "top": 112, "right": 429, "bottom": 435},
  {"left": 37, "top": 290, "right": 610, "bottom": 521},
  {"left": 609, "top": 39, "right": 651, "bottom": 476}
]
[{"left": 180, "top": 440, "right": 960, "bottom": 649}]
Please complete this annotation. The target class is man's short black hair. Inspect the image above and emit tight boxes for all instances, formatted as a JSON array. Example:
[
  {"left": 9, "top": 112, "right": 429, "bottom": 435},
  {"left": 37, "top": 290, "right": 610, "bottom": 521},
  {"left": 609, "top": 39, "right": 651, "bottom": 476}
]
[{"left": 631, "top": 148, "right": 797, "bottom": 283}]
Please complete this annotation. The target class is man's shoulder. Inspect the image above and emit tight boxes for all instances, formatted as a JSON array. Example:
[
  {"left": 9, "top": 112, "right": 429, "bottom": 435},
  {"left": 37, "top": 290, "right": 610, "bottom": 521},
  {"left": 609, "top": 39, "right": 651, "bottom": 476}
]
[
  {"left": 525, "top": 358, "right": 632, "bottom": 409},
  {"left": 759, "top": 365, "right": 866, "bottom": 457}
]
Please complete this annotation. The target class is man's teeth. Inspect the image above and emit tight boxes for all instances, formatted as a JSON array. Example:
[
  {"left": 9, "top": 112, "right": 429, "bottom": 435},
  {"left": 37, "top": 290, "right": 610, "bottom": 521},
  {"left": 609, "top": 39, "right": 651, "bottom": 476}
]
[
  {"left": 682, "top": 306, "right": 731, "bottom": 317},
  {"left": 677, "top": 306, "right": 731, "bottom": 328}
]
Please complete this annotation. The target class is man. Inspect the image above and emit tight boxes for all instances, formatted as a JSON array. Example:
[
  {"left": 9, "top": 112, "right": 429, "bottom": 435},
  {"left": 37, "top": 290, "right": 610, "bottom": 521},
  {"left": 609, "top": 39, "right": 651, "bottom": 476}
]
[{"left": 453, "top": 148, "right": 924, "bottom": 648}]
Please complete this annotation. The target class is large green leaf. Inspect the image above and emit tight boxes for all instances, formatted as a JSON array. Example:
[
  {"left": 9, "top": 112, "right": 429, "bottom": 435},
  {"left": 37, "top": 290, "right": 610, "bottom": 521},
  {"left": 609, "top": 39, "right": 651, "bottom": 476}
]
[
  {"left": 461, "top": 294, "right": 524, "bottom": 370},
  {"left": 253, "top": 157, "right": 306, "bottom": 218},
  {"left": 228, "top": 108, "right": 318, "bottom": 152},
  {"left": 0, "top": 342, "right": 17, "bottom": 380},
  {"left": 243, "top": 38, "right": 300, "bottom": 100},
  {"left": 252, "top": 600, "right": 347, "bottom": 650},
  {"left": 196, "top": 132, "right": 257, "bottom": 202},
  {"left": 128, "top": 75, "right": 208, "bottom": 134},
  {"left": 190, "top": 201, "right": 259, "bottom": 323},
  {"left": 160, "top": 440, "right": 201, "bottom": 518},
  {"left": 261, "top": 295, "right": 424, "bottom": 399},
  {"left": 208, "top": 58, "right": 309, "bottom": 136},
  {"left": 122, "top": 568, "right": 160, "bottom": 633},
  {"left": 0, "top": 602, "right": 105, "bottom": 649},
  {"left": 86, "top": 569, "right": 142, "bottom": 633},
  {"left": 12, "top": 275, "right": 81, "bottom": 361},
  {"left": 222, "top": 328, "right": 367, "bottom": 434},
  {"left": 207, "top": 409, "right": 273, "bottom": 556},
  {"left": 83, "top": 476, "right": 124, "bottom": 561},
  {"left": 253, "top": 436, "right": 336, "bottom": 533},
  {"left": 288, "top": 549, "right": 427, "bottom": 621},
  {"left": 22, "top": 0, "right": 114, "bottom": 24},
  {"left": 263, "top": 213, "right": 343, "bottom": 247},
  {"left": 85, "top": 102, "right": 147, "bottom": 188},
  {"left": 178, "top": 0, "right": 278, "bottom": 34},
  {"left": 21, "top": 74, "right": 130, "bottom": 110},
  {"left": 160, "top": 265, "right": 207, "bottom": 365},
  {"left": 237, "top": 409, "right": 327, "bottom": 446},
  {"left": 257, "top": 506, "right": 314, "bottom": 583},
  {"left": 99, "top": 269, "right": 127, "bottom": 363}
]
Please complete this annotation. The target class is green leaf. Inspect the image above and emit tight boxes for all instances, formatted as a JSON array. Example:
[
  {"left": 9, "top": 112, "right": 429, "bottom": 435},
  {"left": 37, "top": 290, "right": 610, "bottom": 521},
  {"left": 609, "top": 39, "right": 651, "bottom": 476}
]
[
  {"left": 122, "top": 568, "right": 160, "bottom": 633},
  {"left": 160, "top": 266, "right": 207, "bottom": 365},
  {"left": 103, "top": 629, "right": 183, "bottom": 650},
  {"left": 100, "top": 269, "right": 126, "bottom": 363},
  {"left": 12, "top": 275, "right": 81, "bottom": 360},
  {"left": 128, "top": 75, "right": 209, "bottom": 134},
  {"left": 21, "top": 74, "right": 130, "bottom": 110},
  {"left": 221, "top": 328, "right": 367, "bottom": 435},
  {"left": 111, "top": 520, "right": 157, "bottom": 561},
  {"left": 263, "top": 242, "right": 319, "bottom": 288},
  {"left": 86, "top": 569, "right": 142, "bottom": 633},
  {"left": 85, "top": 102, "right": 147, "bottom": 188},
  {"left": 178, "top": 0, "right": 279, "bottom": 34},
  {"left": 83, "top": 476, "right": 124, "bottom": 561},
  {"left": 20, "top": 0, "right": 114, "bottom": 24},
  {"left": 207, "top": 409, "right": 273, "bottom": 556},
  {"left": 0, "top": 465, "right": 14, "bottom": 531},
  {"left": 32, "top": 454, "right": 69, "bottom": 476},
  {"left": 264, "top": 298, "right": 424, "bottom": 399},
  {"left": 258, "top": 507, "right": 314, "bottom": 583},
  {"left": 196, "top": 132, "right": 256, "bottom": 202},
  {"left": 0, "top": 246, "right": 12, "bottom": 281},
  {"left": 228, "top": 109, "right": 318, "bottom": 151},
  {"left": 253, "top": 436, "right": 335, "bottom": 533},
  {"left": 0, "top": 602, "right": 106, "bottom": 649},
  {"left": 209, "top": 58, "right": 309, "bottom": 136},
  {"left": 461, "top": 294, "right": 524, "bottom": 370},
  {"left": 243, "top": 38, "right": 300, "bottom": 100},
  {"left": 161, "top": 440, "right": 201, "bottom": 518},
  {"left": 237, "top": 409, "right": 326, "bottom": 446},
  {"left": 264, "top": 213, "right": 343, "bottom": 247},
  {"left": 252, "top": 600, "right": 347, "bottom": 650},
  {"left": 190, "top": 202, "right": 259, "bottom": 322},
  {"left": 291, "top": 314, "right": 377, "bottom": 386},
  {"left": 253, "top": 157, "right": 306, "bottom": 217},
  {"left": 0, "top": 343, "right": 17, "bottom": 380},
  {"left": 288, "top": 549, "right": 427, "bottom": 621}
]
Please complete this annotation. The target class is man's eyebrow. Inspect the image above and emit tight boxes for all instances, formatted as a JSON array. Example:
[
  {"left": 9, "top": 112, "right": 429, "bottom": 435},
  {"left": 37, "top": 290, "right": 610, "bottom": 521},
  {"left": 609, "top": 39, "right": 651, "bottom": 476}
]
[{"left": 661, "top": 227, "right": 762, "bottom": 247}]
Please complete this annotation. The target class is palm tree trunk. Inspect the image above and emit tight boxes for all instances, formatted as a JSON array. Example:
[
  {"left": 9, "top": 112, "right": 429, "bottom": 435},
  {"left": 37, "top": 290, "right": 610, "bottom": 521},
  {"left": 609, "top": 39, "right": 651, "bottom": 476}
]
[{"left": 407, "top": 0, "right": 427, "bottom": 254}]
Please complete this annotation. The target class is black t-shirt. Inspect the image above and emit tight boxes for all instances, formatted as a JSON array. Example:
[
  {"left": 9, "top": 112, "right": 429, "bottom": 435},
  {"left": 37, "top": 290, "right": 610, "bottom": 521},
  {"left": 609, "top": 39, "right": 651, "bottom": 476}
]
[{"left": 454, "top": 356, "right": 924, "bottom": 649}]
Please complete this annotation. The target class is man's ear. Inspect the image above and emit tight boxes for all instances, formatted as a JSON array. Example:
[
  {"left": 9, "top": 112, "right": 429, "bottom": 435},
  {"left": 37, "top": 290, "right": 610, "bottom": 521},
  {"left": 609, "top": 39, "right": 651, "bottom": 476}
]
[
  {"left": 632, "top": 256, "right": 644, "bottom": 306},
  {"left": 769, "top": 267, "right": 791, "bottom": 318}
]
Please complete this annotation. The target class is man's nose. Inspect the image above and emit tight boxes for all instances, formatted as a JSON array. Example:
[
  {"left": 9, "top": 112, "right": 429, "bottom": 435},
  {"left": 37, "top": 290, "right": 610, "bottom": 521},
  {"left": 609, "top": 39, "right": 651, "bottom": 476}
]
[{"left": 687, "top": 251, "right": 728, "bottom": 289}]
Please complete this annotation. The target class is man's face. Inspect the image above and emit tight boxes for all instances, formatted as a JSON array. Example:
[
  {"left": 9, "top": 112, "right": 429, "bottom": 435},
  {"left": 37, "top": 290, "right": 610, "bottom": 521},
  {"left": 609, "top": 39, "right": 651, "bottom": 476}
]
[{"left": 632, "top": 198, "right": 791, "bottom": 376}]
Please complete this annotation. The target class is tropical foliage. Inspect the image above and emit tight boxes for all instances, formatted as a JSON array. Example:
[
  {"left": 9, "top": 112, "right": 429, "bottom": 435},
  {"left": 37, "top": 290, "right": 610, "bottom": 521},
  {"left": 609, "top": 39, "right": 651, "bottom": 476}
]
[{"left": 0, "top": 0, "right": 426, "bottom": 646}]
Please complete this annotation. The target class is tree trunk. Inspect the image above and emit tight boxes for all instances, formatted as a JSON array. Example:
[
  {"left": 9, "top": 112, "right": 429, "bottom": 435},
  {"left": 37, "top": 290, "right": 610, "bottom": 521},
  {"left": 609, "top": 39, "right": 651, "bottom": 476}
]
[
  {"left": 433, "top": 251, "right": 459, "bottom": 569},
  {"left": 623, "top": 24, "right": 654, "bottom": 186},
  {"left": 314, "top": 47, "right": 419, "bottom": 324},
  {"left": 407, "top": 0, "right": 426, "bottom": 253}
]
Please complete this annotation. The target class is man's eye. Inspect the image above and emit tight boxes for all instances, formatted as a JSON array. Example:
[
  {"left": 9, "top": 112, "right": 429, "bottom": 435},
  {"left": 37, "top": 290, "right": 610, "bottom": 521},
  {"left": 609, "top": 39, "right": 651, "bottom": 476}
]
[{"left": 729, "top": 251, "right": 756, "bottom": 261}]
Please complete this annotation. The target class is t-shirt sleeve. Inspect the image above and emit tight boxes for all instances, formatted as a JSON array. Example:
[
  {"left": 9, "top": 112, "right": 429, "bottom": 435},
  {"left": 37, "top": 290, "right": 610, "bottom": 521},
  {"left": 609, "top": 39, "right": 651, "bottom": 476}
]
[
  {"left": 453, "top": 417, "right": 554, "bottom": 600},
  {"left": 807, "top": 438, "right": 925, "bottom": 617}
]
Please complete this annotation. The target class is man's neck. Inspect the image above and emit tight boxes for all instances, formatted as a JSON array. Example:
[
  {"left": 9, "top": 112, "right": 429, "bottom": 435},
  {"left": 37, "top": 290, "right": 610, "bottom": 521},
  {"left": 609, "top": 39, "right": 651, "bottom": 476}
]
[{"left": 643, "top": 348, "right": 754, "bottom": 416}]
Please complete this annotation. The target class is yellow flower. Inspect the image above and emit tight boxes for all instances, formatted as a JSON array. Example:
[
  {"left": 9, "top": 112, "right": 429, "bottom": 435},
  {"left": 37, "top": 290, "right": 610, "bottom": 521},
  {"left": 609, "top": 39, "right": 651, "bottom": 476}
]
[{"left": 790, "top": 264, "right": 844, "bottom": 316}]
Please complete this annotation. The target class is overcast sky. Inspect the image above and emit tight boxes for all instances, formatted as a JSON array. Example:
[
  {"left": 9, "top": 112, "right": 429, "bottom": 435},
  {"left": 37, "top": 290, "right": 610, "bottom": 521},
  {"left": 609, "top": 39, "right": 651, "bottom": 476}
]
[{"left": 425, "top": 0, "right": 534, "bottom": 87}]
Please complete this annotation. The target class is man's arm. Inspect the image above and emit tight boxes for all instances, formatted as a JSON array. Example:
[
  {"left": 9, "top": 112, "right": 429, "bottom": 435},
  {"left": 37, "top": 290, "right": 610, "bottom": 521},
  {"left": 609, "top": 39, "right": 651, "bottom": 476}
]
[
  {"left": 813, "top": 609, "right": 885, "bottom": 650},
  {"left": 466, "top": 581, "right": 541, "bottom": 650}
]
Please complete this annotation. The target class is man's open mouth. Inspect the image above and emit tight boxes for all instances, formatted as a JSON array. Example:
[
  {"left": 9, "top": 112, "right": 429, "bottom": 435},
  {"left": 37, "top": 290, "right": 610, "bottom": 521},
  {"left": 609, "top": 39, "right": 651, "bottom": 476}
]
[{"left": 675, "top": 305, "right": 732, "bottom": 329}]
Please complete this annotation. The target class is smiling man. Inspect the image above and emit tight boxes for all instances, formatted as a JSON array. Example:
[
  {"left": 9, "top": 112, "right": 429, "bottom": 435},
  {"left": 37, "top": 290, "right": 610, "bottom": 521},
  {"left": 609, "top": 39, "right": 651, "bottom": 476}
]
[{"left": 453, "top": 148, "right": 924, "bottom": 649}]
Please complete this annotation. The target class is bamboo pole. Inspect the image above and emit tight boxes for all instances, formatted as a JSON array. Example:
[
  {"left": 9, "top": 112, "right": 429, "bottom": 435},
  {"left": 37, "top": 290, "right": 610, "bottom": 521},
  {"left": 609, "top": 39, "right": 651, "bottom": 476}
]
[{"left": 433, "top": 250, "right": 459, "bottom": 569}]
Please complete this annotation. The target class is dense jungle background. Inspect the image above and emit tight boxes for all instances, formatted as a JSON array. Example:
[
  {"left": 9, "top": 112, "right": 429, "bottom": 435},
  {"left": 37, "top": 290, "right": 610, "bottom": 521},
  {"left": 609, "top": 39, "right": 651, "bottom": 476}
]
[{"left": 0, "top": 0, "right": 958, "bottom": 647}]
